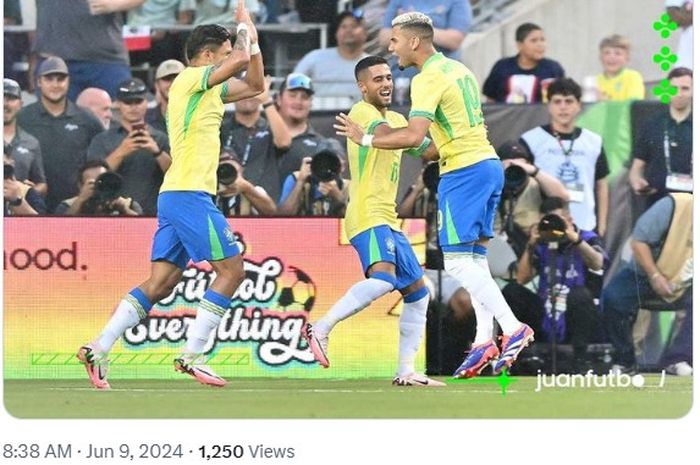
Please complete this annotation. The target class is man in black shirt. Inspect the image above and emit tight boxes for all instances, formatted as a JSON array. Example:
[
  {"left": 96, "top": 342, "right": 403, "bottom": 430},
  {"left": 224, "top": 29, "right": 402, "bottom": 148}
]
[
  {"left": 16, "top": 57, "right": 104, "bottom": 212},
  {"left": 629, "top": 67, "right": 692, "bottom": 209}
]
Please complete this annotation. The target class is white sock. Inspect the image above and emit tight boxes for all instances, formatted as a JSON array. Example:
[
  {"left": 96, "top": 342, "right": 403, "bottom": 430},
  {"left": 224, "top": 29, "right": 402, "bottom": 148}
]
[
  {"left": 471, "top": 253, "right": 495, "bottom": 344},
  {"left": 96, "top": 297, "right": 142, "bottom": 353},
  {"left": 185, "top": 293, "right": 230, "bottom": 355},
  {"left": 397, "top": 293, "right": 429, "bottom": 376},
  {"left": 444, "top": 255, "right": 521, "bottom": 335},
  {"left": 314, "top": 278, "right": 394, "bottom": 335}
]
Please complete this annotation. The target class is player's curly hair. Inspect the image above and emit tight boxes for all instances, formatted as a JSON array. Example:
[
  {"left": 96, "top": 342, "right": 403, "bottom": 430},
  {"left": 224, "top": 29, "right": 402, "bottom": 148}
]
[{"left": 185, "top": 24, "right": 231, "bottom": 62}]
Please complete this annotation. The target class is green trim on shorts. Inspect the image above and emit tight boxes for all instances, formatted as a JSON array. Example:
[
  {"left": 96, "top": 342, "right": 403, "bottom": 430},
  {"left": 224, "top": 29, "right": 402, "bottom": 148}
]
[
  {"left": 369, "top": 228, "right": 381, "bottom": 266},
  {"left": 207, "top": 215, "right": 225, "bottom": 261},
  {"left": 445, "top": 202, "right": 460, "bottom": 245}
]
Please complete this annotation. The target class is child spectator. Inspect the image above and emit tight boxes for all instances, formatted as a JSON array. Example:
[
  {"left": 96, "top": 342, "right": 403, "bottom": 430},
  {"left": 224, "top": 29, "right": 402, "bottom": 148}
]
[{"left": 596, "top": 34, "right": 645, "bottom": 101}]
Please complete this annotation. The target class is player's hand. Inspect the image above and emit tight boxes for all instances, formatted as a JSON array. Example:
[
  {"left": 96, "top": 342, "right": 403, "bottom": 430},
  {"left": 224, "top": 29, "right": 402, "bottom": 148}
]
[
  {"left": 318, "top": 180, "right": 341, "bottom": 200},
  {"left": 334, "top": 113, "right": 364, "bottom": 145},
  {"left": 650, "top": 273, "right": 674, "bottom": 299},
  {"left": 118, "top": 132, "right": 144, "bottom": 156},
  {"left": 527, "top": 223, "right": 541, "bottom": 246},
  {"left": 235, "top": 1, "right": 258, "bottom": 44},
  {"left": 298, "top": 157, "right": 312, "bottom": 182}
]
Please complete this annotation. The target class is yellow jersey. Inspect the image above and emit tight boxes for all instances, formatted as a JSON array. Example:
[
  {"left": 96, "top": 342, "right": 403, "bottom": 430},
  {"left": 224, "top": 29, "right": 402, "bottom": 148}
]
[
  {"left": 409, "top": 53, "right": 497, "bottom": 175},
  {"left": 161, "top": 65, "right": 228, "bottom": 195},
  {"left": 344, "top": 100, "right": 405, "bottom": 239},
  {"left": 596, "top": 68, "right": 645, "bottom": 101}
]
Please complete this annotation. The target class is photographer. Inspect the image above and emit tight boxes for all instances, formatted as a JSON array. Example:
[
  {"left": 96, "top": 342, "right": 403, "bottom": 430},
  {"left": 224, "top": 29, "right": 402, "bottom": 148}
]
[
  {"left": 277, "top": 150, "right": 350, "bottom": 216},
  {"left": 87, "top": 78, "right": 171, "bottom": 216},
  {"left": 215, "top": 153, "right": 277, "bottom": 216},
  {"left": 55, "top": 160, "right": 142, "bottom": 216},
  {"left": 494, "top": 141, "right": 570, "bottom": 259},
  {"left": 502, "top": 196, "right": 607, "bottom": 370},
  {"left": 4, "top": 154, "right": 46, "bottom": 216}
]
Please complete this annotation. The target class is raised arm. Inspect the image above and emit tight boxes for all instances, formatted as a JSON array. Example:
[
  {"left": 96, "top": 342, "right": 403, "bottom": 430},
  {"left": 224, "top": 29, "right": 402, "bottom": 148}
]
[{"left": 335, "top": 113, "right": 431, "bottom": 150}]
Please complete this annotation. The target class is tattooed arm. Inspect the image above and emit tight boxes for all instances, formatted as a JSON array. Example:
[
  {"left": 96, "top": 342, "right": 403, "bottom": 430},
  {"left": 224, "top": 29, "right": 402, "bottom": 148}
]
[{"left": 206, "top": 1, "right": 257, "bottom": 89}]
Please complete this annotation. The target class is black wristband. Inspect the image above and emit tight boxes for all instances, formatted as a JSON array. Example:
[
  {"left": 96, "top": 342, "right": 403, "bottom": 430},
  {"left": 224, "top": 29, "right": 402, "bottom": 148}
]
[
  {"left": 531, "top": 166, "right": 540, "bottom": 177},
  {"left": 262, "top": 100, "right": 275, "bottom": 109},
  {"left": 9, "top": 196, "right": 23, "bottom": 207},
  {"left": 572, "top": 235, "right": 583, "bottom": 246}
]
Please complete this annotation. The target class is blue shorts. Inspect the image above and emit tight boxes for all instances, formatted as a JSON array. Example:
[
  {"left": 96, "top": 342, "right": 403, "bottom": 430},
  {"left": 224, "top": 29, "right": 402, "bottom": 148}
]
[
  {"left": 437, "top": 158, "right": 503, "bottom": 252},
  {"left": 151, "top": 191, "right": 240, "bottom": 269},
  {"left": 349, "top": 225, "right": 423, "bottom": 290}
]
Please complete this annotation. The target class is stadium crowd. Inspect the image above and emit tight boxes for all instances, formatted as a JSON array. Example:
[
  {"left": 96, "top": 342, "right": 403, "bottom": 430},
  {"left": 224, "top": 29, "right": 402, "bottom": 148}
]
[{"left": 3, "top": 0, "right": 693, "bottom": 376}]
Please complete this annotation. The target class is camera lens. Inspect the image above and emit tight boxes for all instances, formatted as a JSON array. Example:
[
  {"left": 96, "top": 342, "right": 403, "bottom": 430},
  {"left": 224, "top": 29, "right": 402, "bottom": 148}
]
[
  {"left": 538, "top": 213, "right": 567, "bottom": 242},
  {"left": 217, "top": 163, "right": 238, "bottom": 186},
  {"left": 4, "top": 163, "right": 15, "bottom": 180},
  {"left": 310, "top": 150, "right": 341, "bottom": 183},
  {"left": 503, "top": 165, "right": 528, "bottom": 198},
  {"left": 95, "top": 172, "right": 123, "bottom": 201}
]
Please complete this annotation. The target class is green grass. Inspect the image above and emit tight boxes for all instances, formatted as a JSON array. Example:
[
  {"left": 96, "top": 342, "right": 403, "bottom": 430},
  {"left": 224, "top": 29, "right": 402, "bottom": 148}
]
[{"left": 4, "top": 375, "right": 692, "bottom": 419}]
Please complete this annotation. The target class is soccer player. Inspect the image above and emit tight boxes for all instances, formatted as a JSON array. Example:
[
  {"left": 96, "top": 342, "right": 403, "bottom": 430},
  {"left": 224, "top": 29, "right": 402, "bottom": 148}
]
[
  {"left": 304, "top": 55, "right": 444, "bottom": 387},
  {"left": 334, "top": 12, "right": 534, "bottom": 378},
  {"left": 77, "top": 2, "right": 265, "bottom": 389}
]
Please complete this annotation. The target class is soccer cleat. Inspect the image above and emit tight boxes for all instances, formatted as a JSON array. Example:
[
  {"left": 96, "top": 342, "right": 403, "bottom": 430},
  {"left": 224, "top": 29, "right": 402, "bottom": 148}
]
[
  {"left": 302, "top": 323, "right": 329, "bottom": 368},
  {"left": 494, "top": 324, "right": 535, "bottom": 374},
  {"left": 452, "top": 340, "right": 500, "bottom": 379},
  {"left": 665, "top": 361, "right": 693, "bottom": 376},
  {"left": 76, "top": 344, "right": 110, "bottom": 390},
  {"left": 392, "top": 373, "right": 446, "bottom": 387},
  {"left": 174, "top": 354, "right": 227, "bottom": 387}
]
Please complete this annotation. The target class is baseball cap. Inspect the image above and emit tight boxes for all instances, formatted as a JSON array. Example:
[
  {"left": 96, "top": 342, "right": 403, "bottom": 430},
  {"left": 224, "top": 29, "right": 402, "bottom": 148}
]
[
  {"left": 155, "top": 59, "right": 185, "bottom": 80},
  {"left": 37, "top": 56, "right": 69, "bottom": 76},
  {"left": 665, "top": 0, "right": 689, "bottom": 8},
  {"left": 281, "top": 73, "right": 314, "bottom": 95},
  {"left": 496, "top": 141, "right": 532, "bottom": 163},
  {"left": 3, "top": 78, "right": 22, "bottom": 99},
  {"left": 116, "top": 78, "right": 147, "bottom": 102}
]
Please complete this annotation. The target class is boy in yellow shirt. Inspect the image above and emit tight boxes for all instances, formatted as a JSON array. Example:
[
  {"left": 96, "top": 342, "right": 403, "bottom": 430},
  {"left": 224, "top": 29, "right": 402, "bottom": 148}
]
[{"left": 596, "top": 34, "right": 645, "bottom": 101}]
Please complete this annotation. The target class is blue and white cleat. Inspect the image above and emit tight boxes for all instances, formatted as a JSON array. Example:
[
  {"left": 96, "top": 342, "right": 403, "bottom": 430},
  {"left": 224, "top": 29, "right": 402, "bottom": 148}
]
[
  {"left": 453, "top": 340, "right": 500, "bottom": 378},
  {"left": 494, "top": 324, "right": 535, "bottom": 374}
]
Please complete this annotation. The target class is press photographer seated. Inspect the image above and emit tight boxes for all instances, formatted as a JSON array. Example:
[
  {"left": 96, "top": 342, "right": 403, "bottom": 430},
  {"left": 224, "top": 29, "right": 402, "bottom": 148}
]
[
  {"left": 502, "top": 196, "right": 607, "bottom": 371},
  {"left": 277, "top": 150, "right": 350, "bottom": 217},
  {"left": 215, "top": 152, "right": 277, "bottom": 216},
  {"left": 494, "top": 141, "right": 570, "bottom": 259},
  {"left": 4, "top": 153, "right": 46, "bottom": 216},
  {"left": 54, "top": 160, "right": 143, "bottom": 216}
]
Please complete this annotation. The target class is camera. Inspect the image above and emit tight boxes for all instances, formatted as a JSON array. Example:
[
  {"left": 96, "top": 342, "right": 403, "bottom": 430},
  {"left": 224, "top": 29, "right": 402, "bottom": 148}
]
[
  {"left": 422, "top": 161, "right": 440, "bottom": 193},
  {"left": 217, "top": 162, "right": 238, "bottom": 186},
  {"left": 503, "top": 164, "right": 528, "bottom": 198},
  {"left": 310, "top": 150, "right": 341, "bottom": 183},
  {"left": 4, "top": 163, "right": 15, "bottom": 180},
  {"left": 538, "top": 213, "right": 568, "bottom": 242},
  {"left": 82, "top": 172, "right": 124, "bottom": 214}
]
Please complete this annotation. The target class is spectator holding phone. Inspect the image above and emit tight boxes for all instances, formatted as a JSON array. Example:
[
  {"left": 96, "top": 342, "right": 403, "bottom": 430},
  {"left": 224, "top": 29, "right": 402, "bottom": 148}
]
[{"left": 87, "top": 78, "right": 171, "bottom": 215}]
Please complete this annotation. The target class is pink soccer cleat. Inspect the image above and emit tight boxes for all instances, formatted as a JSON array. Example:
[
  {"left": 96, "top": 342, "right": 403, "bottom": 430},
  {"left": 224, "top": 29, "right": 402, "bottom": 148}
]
[
  {"left": 174, "top": 355, "right": 227, "bottom": 387},
  {"left": 77, "top": 344, "right": 110, "bottom": 390},
  {"left": 303, "top": 323, "right": 330, "bottom": 368}
]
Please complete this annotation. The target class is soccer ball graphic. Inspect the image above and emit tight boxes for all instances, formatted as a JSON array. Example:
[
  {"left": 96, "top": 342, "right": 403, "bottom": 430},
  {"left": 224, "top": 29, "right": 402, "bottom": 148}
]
[{"left": 276, "top": 266, "right": 316, "bottom": 312}]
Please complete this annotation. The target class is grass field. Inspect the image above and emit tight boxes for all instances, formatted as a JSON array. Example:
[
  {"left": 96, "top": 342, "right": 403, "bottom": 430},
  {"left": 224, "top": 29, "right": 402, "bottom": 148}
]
[{"left": 3, "top": 375, "right": 692, "bottom": 419}]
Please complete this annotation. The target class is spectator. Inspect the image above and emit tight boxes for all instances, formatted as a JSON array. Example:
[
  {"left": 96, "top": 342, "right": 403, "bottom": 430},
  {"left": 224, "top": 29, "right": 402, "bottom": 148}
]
[
  {"left": 275, "top": 73, "right": 346, "bottom": 182},
  {"left": 4, "top": 152, "right": 46, "bottom": 215},
  {"left": 603, "top": 193, "right": 692, "bottom": 376},
  {"left": 294, "top": 11, "right": 368, "bottom": 101},
  {"left": 146, "top": 59, "right": 186, "bottom": 135},
  {"left": 520, "top": 78, "right": 609, "bottom": 236},
  {"left": 493, "top": 141, "right": 570, "bottom": 258},
  {"left": 503, "top": 197, "right": 607, "bottom": 371},
  {"left": 87, "top": 78, "right": 171, "bottom": 216},
  {"left": 4, "top": 0, "right": 28, "bottom": 85},
  {"left": 483, "top": 23, "right": 565, "bottom": 103},
  {"left": 277, "top": 152, "right": 350, "bottom": 216},
  {"left": 54, "top": 159, "right": 143, "bottom": 216},
  {"left": 666, "top": 0, "right": 693, "bottom": 70},
  {"left": 629, "top": 67, "right": 692, "bottom": 208},
  {"left": 379, "top": 0, "right": 472, "bottom": 61},
  {"left": 76, "top": 88, "right": 114, "bottom": 130},
  {"left": 3, "top": 78, "right": 48, "bottom": 196},
  {"left": 595, "top": 34, "right": 645, "bottom": 101},
  {"left": 220, "top": 76, "right": 290, "bottom": 202},
  {"left": 31, "top": 0, "right": 145, "bottom": 99},
  {"left": 193, "top": 0, "right": 261, "bottom": 24},
  {"left": 215, "top": 153, "right": 277, "bottom": 216},
  {"left": 127, "top": 0, "right": 195, "bottom": 66},
  {"left": 17, "top": 57, "right": 105, "bottom": 212}
]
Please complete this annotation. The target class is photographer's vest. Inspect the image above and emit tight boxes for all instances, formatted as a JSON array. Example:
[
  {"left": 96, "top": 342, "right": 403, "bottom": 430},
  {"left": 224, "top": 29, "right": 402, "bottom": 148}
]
[
  {"left": 300, "top": 180, "right": 350, "bottom": 216},
  {"left": 656, "top": 192, "right": 693, "bottom": 302}
]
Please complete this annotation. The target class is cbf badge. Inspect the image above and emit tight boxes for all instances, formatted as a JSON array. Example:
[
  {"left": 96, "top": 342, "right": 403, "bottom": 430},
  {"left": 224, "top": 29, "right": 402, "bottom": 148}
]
[{"left": 386, "top": 237, "right": 396, "bottom": 256}]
